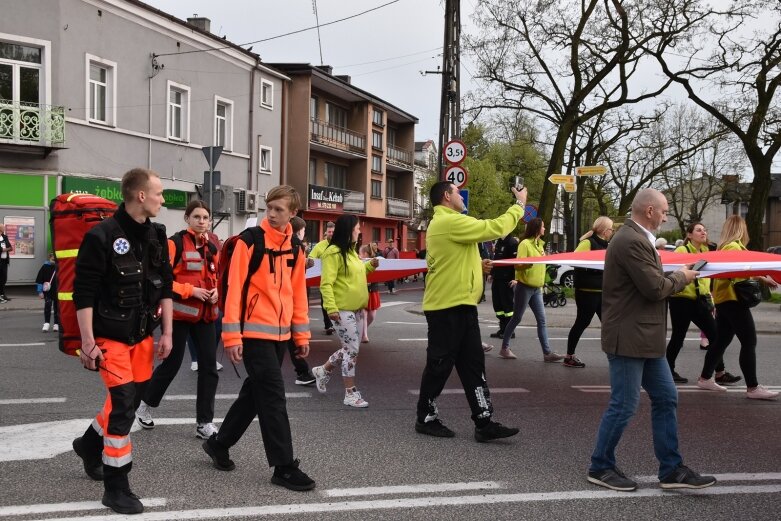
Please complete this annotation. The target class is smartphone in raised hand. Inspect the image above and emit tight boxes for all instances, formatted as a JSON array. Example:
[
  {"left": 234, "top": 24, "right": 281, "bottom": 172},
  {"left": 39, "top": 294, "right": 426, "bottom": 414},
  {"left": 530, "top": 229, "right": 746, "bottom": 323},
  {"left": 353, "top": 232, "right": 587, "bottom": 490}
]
[
  {"left": 510, "top": 175, "right": 524, "bottom": 192},
  {"left": 691, "top": 260, "right": 708, "bottom": 271}
]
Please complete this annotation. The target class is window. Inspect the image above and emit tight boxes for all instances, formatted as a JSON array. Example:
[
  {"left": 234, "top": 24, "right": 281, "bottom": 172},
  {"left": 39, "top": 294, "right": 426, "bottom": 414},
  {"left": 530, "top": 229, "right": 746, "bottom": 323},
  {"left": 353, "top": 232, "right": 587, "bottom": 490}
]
[
  {"left": 325, "top": 162, "right": 347, "bottom": 189},
  {"left": 326, "top": 102, "right": 347, "bottom": 128},
  {"left": 372, "top": 228, "right": 380, "bottom": 242},
  {"left": 371, "top": 180, "right": 382, "bottom": 199},
  {"left": 166, "top": 81, "right": 190, "bottom": 141},
  {"left": 387, "top": 176, "right": 397, "bottom": 198},
  {"left": 0, "top": 36, "right": 49, "bottom": 142},
  {"left": 84, "top": 53, "right": 118, "bottom": 126},
  {"left": 259, "top": 145, "right": 272, "bottom": 173},
  {"left": 309, "top": 96, "right": 318, "bottom": 120},
  {"left": 387, "top": 126, "right": 397, "bottom": 146},
  {"left": 260, "top": 79, "right": 273, "bottom": 109},
  {"left": 385, "top": 228, "right": 395, "bottom": 241},
  {"left": 372, "top": 131, "right": 382, "bottom": 150},
  {"left": 309, "top": 158, "right": 317, "bottom": 185},
  {"left": 214, "top": 96, "right": 233, "bottom": 150},
  {"left": 372, "top": 108, "right": 383, "bottom": 126},
  {"left": 371, "top": 155, "right": 382, "bottom": 173}
]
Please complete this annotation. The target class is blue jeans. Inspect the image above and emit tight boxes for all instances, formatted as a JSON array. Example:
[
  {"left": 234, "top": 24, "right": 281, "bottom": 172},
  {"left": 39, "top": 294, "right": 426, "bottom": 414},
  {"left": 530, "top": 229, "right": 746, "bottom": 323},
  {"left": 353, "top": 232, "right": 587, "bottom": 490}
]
[
  {"left": 502, "top": 283, "right": 551, "bottom": 354},
  {"left": 590, "top": 354, "right": 682, "bottom": 480}
]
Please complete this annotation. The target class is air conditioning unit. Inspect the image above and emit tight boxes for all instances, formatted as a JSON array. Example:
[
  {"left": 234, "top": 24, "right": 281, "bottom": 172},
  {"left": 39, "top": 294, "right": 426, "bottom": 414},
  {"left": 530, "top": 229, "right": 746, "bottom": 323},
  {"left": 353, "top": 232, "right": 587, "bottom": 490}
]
[
  {"left": 237, "top": 189, "right": 259, "bottom": 214},
  {"left": 210, "top": 185, "right": 233, "bottom": 214}
]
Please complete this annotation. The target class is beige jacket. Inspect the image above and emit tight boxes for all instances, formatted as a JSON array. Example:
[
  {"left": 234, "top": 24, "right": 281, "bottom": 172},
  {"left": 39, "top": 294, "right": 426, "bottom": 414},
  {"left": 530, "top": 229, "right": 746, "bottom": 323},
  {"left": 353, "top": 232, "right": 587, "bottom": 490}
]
[{"left": 601, "top": 219, "right": 688, "bottom": 358}]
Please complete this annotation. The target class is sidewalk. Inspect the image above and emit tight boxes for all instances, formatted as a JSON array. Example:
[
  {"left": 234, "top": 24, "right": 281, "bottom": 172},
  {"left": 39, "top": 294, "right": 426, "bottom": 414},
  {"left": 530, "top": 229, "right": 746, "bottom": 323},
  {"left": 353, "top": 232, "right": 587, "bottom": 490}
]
[{"left": 4, "top": 283, "right": 779, "bottom": 335}]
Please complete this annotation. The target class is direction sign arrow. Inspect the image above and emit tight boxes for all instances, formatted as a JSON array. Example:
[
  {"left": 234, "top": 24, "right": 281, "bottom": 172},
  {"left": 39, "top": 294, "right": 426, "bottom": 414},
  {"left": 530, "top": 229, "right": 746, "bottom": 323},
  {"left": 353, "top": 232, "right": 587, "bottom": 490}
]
[
  {"left": 575, "top": 165, "right": 607, "bottom": 176},
  {"left": 563, "top": 182, "right": 577, "bottom": 192},
  {"left": 548, "top": 174, "right": 576, "bottom": 184}
]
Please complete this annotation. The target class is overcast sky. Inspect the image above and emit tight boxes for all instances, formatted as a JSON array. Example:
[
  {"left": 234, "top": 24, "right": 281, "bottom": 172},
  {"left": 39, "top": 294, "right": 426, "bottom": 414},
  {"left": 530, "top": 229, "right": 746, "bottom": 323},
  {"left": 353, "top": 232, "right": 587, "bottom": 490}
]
[{"left": 150, "top": 0, "right": 470, "bottom": 143}]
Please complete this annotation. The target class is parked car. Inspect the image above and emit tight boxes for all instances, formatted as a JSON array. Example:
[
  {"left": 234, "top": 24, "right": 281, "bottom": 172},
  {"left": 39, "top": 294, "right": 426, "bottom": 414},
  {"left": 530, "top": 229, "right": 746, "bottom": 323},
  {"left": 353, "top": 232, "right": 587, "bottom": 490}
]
[
  {"left": 552, "top": 265, "right": 574, "bottom": 288},
  {"left": 767, "top": 246, "right": 781, "bottom": 255}
]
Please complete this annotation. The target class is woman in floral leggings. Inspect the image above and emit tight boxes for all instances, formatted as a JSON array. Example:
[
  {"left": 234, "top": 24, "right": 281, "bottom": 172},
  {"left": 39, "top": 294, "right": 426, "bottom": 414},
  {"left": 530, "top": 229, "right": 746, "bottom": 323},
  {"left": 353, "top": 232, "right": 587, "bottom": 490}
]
[{"left": 312, "top": 215, "right": 379, "bottom": 408}]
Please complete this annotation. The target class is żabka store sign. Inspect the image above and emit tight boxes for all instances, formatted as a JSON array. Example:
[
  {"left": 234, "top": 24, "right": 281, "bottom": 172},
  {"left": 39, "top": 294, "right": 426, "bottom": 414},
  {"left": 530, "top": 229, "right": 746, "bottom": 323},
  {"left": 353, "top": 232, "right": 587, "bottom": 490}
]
[
  {"left": 63, "top": 177, "right": 189, "bottom": 209},
  {"left": 308, "top": 185, "right": 344, "bottom": 211}
]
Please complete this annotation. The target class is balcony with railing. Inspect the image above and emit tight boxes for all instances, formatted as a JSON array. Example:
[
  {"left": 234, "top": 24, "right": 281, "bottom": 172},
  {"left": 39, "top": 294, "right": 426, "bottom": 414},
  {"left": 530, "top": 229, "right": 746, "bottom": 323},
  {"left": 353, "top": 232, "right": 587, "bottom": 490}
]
[
  {"left": 386, "top": 196, "right": 411, "bottom": 218},
  {"left": 0, "top": 100, "right": 66, "bottom": 155},
  {"left": 344, "top": 189, "right": 366, "bottom": 213},
  {"left": 310, "top": 118, "right": 366, "bottom": 156},
  {"left": 386, "top": 144, "right": 414, "bottom": 171}
]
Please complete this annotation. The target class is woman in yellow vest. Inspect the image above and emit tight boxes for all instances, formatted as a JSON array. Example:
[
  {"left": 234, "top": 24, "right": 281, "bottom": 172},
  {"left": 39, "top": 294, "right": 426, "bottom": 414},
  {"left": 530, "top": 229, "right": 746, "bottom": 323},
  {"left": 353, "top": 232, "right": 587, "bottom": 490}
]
[
  {"left": 665, "top": 222, "right": 738, "bottom": 384},
  {"left": 500, "top": 218, "right": 564, "bottom": 362},
  {"left": 697, "top": 215, "right": 779, "bottom": 399}
]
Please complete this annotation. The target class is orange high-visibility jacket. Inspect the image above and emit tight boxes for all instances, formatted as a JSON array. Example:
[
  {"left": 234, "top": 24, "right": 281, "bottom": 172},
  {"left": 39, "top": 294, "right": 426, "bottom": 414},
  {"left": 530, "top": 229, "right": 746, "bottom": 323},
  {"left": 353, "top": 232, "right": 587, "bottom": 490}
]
[
  {"left": 221, "top": 219, "right": 310, "bottom": 348},
  {"left": 168, "top": 229, "right": 220, "bottom": 323}
]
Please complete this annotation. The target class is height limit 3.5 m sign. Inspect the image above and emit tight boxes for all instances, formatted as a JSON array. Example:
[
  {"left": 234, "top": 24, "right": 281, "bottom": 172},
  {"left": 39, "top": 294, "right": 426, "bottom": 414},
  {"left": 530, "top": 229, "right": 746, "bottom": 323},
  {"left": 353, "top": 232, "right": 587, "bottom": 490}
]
[
  {"left": 445, "top": 165, "right": 468, "bottom": 188},
  {"left": 443, "top": 139, "right": 467, "bottom": 165}
]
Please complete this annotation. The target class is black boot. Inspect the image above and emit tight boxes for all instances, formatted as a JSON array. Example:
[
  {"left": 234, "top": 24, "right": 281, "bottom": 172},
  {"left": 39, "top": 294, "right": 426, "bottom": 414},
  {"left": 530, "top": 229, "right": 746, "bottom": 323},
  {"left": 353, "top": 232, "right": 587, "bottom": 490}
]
[
  {"left": 102, "top": 466, "right": 143, "bottom": 515},
  {"left": 73, "top": 425, "right": 103, "bottom": 480}
]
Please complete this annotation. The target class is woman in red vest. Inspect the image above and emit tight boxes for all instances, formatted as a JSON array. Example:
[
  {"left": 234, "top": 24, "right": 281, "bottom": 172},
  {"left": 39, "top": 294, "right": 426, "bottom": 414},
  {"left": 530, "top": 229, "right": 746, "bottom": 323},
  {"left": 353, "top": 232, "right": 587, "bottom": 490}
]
[{"left": 135, "top": 200, "right": 221, "bottom": 438}]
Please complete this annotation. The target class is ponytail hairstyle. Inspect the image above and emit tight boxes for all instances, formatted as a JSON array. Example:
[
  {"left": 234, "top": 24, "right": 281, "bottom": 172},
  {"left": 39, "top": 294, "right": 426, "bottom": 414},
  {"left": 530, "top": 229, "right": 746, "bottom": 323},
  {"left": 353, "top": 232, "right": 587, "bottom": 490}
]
[
  {"left": 718, "top": 215, "right": 749, "bottom": 250},
  {"left": 580, "top": 216, "right": 613, "bottom": 242}
]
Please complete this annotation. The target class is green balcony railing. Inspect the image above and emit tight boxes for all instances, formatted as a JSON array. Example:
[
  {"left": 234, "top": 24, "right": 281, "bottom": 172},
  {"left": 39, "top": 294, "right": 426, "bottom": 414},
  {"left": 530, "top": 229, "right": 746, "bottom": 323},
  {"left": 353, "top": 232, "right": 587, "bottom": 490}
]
[{"left": 0, "top": 100, "right": 65, "bottom": 146}]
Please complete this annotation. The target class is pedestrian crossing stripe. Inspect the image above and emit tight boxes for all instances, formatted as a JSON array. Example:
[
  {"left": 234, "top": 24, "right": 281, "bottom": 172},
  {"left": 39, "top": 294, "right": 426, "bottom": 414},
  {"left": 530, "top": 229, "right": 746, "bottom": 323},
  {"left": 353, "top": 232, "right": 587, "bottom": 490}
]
[{"left": 572, "top": 385, "right": 781, "bottom": 393}]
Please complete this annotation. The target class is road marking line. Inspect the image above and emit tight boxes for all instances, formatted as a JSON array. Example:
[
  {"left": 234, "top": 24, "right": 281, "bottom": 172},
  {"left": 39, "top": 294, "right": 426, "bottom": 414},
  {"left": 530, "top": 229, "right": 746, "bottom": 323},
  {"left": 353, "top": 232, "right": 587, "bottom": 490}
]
[
  {"left": 572, "top": 385, "right": 781, "bottom": 393},
  {"left": 385, "top": 322, "right": 426, "bottom": 325},
  {"left": 0, "top": 398, "right": 67, "bottom": 405},
  {"left": 635, "top": 472, "right": 781, "bottom": 484},
  {"left": 398, "top": 338, "right": 427, "bottom": 341},
  {"left": 0, "top": 498, "right": 166, "bottom": 516},
  {"left": 0, "top": 343, "right": 46, "bottom": 347},
  {"left": 164, "top": 393, "right": 310, "bottom": 401},
  {"left": 323, "top": 481, "right": 505, "bottom": 498},
  {"left": 408, "top": 388, "right": 528, "bottom": 395},
  {"left": 40, "top": 485, "right": 781, "bottom": 520},
  {"left": 548, "top": 337, "right": 600, "bottom": 341}
]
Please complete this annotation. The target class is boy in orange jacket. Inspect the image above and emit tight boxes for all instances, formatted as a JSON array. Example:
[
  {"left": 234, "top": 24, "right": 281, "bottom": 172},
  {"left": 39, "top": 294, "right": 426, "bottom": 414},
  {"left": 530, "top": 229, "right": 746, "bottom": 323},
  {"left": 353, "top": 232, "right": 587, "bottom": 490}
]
[{"left": 201, "top": 185, "right": 315, "bottom": 491}]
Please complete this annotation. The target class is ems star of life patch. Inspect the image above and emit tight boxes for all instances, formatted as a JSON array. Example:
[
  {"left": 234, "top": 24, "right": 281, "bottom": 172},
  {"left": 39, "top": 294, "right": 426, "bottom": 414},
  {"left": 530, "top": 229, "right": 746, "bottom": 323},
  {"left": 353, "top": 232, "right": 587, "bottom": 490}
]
[{"left": 113, "top": 238, "right": 130, "bottom": 255}]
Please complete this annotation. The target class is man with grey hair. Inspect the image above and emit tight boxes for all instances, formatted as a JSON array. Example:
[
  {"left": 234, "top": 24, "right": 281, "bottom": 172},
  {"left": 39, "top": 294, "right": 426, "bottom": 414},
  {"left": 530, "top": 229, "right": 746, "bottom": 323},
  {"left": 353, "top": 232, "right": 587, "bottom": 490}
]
[{"left": 587, "top": 188, "right": 716, "bottom": 492}]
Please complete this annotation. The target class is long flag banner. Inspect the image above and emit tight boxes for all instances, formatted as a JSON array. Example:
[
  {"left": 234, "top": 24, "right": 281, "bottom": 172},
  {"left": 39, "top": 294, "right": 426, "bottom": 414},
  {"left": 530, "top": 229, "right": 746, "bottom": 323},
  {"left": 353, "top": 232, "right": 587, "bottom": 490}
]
[
  {"left": 305, "top": 259, "right": 427, "bottom": 287},
  {"left": 492, "top": 249, "right": 781, "bottom": 282}
]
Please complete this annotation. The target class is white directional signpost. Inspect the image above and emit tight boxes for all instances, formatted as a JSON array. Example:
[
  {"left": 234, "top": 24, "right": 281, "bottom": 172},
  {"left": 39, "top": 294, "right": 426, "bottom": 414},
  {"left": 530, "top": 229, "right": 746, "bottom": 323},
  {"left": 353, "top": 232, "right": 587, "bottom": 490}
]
[{"left": 570, "top": 165, "right": 607, "bottom": 245}]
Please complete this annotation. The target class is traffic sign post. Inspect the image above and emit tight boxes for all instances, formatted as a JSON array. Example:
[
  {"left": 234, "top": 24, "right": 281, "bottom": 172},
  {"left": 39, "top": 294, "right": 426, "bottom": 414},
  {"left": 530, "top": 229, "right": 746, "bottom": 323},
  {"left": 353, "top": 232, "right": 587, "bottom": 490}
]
[
  {"left": 460, "top": 189, "right": 469, "bottom": 214},
  {"left": 548, "top": 174, "right": 576, "bottom": 184},
  {"left": 445, "top": 165, "right": 468, "bottom": 188},
  {"left": 202, "top": 146, "right": 223, "bottom": 230},
  {"left": 443, "top": 139, "right": 467, "bottom": 167},
  {"left": 522, "top": 204, "right": 538, "bottom": 223},
  {"left": 563, "top": 183, "right": 577, "bottom": 192}
]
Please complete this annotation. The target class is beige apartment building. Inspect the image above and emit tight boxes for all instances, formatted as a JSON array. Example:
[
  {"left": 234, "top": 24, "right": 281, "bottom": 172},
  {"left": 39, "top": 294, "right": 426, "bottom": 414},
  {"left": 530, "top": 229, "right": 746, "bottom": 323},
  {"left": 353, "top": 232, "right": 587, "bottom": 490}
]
[{"left": 270, "top": 64, "right": 417, "bottom": 250}]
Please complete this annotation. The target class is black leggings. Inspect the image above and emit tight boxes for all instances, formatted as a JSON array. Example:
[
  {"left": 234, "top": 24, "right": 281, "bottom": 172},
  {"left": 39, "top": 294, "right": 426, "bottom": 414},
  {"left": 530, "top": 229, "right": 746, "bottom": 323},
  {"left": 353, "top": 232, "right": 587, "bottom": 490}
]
[
  {"left": 566, "top": 290, "right": 602, "bottom": 355},
  {"left": 666, "top": 297, "right": 723, "bottom": 373},
  {"left": 701, "top": 300, "right": 758, "bottom": 387}
]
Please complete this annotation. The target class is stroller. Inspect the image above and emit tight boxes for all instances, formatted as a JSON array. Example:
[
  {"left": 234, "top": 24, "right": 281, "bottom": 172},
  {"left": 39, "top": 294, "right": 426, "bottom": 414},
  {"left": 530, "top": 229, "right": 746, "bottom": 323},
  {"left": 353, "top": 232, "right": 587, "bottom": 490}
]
[{"left": 543, "top": 265, "right": 567, "bottom": 308}]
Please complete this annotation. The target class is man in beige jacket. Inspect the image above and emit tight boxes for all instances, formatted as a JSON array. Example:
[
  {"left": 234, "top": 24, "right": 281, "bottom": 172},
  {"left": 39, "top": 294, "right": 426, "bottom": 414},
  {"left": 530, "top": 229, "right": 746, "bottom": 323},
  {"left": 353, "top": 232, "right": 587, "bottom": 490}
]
[{"left": 587, "top": 189, "right": 717, "bottom": 492}]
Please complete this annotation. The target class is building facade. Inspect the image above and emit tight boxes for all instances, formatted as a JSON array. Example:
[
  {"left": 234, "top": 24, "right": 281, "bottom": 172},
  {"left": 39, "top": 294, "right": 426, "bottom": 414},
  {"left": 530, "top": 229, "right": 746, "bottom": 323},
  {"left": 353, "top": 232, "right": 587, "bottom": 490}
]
[
  {"left": 0, "top": 0, "right": 286, "bottom": 283},
  {"left": 269, "top": 63, "right": 417, "bottom": 250}
]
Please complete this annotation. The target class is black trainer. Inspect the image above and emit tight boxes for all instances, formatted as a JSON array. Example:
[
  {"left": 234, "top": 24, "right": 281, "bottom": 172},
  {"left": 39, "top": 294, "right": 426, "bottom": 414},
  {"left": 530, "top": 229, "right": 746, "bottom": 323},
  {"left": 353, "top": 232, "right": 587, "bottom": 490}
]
[
  {"left": 671, "top": 371, "right": 688, "bottom": 384},
  {"left": 72, "top": 437, "right": 103, "bottom": 481},
  {"left": 202, "top": 433, "right": 235, "bottom": 471},
  {"left": 295, "top": 371, "right": 316, "bottom": 386},
  {"left": 102, "top": 488, "right": 144, "bottom": 515},
  {"left": 474, "top": 421, "right": 519, "bottom": 442},
  {"left": 660, "top": 465, "right": 717, "bottom": 489},
  {"left": 489, "top": 331, "right": 514, "bottom": 338},
  {"left": 587, "top": 467, "right": 637, "bottom": 491},
  {"left": 715, "top": 372, "right": 742, "bottom": 385},
  {"left": 415, "top": 419, "right": 455, "bottom": 438},
  {"left": 271, "top": 459, "right": 316, "bottom": 491}
]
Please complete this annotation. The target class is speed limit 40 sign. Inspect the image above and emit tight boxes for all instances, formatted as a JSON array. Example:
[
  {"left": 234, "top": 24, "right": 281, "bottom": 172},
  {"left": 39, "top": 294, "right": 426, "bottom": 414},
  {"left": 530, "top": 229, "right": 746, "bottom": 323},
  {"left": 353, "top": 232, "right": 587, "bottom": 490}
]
[
  {"left": 443, "top": 139, "right": 467, "bottom": 165},
  {"left": 445, "top": 165, "right": 468, "bottom": 188}
]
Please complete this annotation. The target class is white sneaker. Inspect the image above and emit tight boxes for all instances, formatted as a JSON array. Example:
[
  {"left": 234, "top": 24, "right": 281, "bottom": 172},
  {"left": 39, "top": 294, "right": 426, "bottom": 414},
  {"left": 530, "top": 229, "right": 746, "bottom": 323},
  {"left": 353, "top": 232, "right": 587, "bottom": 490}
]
[
  {"left": 312, "top": 365, "right": 331, "bottom": 394},
  {"left": 344, "top": 389, "right": 369, "bottom": 408},
  {"left": 52, "top": 323, "right": 59, "bottom": 331},
  {"left": 696, "top": 377, "right": 727, "bottom": 392},
  {"left": 42, "top": 323, "right": 50, "bottom": 332},
  {"left": 196, "top": 422, "right": 219, "bottom": 439},
  {"left": 216, "top": 361, "right": 223, "bottom": 371},
  {"left": 190, "top": 361, "right": 198, "bottom": 372},
  {"left": 135, "top": 401, "right": 155, "bottom": 429},
  {"left": 746, "top": 385, "right": 779, "bottom": 400}
]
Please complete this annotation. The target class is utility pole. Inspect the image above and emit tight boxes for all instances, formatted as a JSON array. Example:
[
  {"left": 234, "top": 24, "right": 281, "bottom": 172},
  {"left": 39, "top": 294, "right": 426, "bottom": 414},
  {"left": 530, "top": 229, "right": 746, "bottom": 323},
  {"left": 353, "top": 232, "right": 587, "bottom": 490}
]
[{"left": 438, "top": 0, "right": 461, "bottom": 179}]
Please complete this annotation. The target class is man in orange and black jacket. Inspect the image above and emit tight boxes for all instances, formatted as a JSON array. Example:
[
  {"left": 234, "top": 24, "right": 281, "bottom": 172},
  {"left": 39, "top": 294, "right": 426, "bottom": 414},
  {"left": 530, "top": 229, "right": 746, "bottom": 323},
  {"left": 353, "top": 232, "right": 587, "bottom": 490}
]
[{"left": 201, "top": 185, "right": 316, "bottom": 492}]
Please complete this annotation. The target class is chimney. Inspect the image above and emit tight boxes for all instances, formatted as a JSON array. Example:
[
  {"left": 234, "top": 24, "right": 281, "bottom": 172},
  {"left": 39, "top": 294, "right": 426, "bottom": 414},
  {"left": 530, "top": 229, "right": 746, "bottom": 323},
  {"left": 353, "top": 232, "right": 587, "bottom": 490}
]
[
  {"left": 335, "top": 75, "right": 351, "bottom": 84},
  {"left": 315, "top": 65, "right": 333, "bottom": 75},
  {"left": 187, "top": 15, "right": 211, "bottom": 33}
]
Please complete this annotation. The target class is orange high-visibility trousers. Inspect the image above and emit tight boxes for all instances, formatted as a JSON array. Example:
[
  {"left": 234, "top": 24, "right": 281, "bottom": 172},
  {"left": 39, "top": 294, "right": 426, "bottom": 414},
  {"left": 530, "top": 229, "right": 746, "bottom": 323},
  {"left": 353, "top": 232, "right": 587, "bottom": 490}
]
[{"left": 89, "top": 336, "right": 154, "bottom": 468}]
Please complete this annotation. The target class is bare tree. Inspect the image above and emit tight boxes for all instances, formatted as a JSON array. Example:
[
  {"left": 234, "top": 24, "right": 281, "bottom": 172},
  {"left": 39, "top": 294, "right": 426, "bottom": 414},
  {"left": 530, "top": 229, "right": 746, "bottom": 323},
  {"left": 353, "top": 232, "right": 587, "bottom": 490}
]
[
  {"left": 645, "top": 0, "right": 781, "bottom": 249},
  {"left": 464, "top": 0, "right": 682, "bottom": 239}
]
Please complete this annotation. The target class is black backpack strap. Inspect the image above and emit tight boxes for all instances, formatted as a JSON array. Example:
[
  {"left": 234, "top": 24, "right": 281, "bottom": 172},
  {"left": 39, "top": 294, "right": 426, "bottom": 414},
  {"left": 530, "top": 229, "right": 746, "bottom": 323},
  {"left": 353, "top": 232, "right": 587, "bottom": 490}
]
[
  {"left": 170, "top": 230, "right": 186, "bottom": 267},
  {"left": 238, "top": 227, "right": 265, "bottom": 333}
]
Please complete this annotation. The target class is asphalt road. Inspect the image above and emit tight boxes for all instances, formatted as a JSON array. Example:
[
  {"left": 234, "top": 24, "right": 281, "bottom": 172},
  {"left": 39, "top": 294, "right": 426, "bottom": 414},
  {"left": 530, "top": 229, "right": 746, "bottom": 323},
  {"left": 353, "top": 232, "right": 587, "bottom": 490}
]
[{"left": 1, "top": 284, "right": 780, "bottom": 520}]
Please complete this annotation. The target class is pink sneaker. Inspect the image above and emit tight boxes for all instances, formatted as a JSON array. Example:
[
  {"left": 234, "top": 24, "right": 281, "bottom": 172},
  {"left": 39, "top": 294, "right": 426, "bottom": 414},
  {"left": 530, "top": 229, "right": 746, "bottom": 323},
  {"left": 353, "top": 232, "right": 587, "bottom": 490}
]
[
  {"left": 696, "top": 377, "right": 727, "bottom": 392},
  {"left": 746, "top": 385, "right": 779, "bottom": 400},
  {"left": 499, "top": 347, "right": 516, "bottom": 359}
]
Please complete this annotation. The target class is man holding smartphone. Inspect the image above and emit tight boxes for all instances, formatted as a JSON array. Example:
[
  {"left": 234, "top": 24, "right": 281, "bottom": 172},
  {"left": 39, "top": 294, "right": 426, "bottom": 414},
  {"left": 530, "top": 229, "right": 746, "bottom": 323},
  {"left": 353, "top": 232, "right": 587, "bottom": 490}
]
[{"left": 415, "top": 180, "right": 527, "bottom": 442}]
